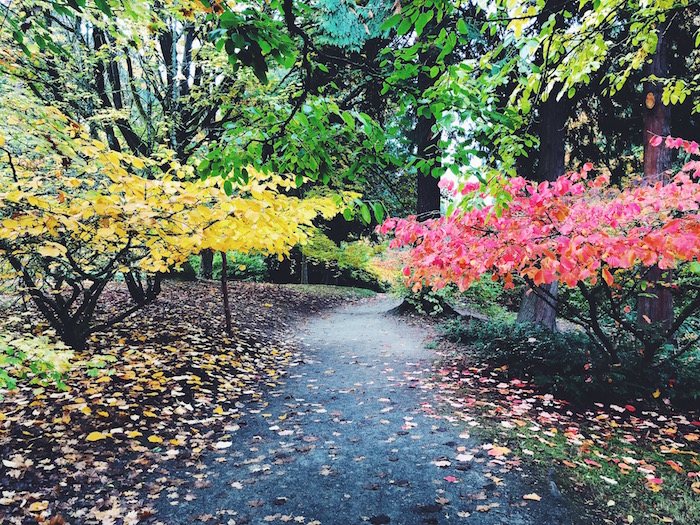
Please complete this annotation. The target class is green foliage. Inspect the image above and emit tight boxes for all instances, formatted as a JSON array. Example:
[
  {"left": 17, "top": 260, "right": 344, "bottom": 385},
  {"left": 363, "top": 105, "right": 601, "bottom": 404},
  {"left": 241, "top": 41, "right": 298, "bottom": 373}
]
[
  {"left": 442, "top": 318, "right": 700, "bottom": 405},
  {"left": 312, "top": 0, "right": 390, "bottom": 51},
  {"left": 0, "top": 331, "right": 72, "bottom": 396},
  {"left": 190, "top": 252, "right": 269, "bottom": 282},
  {"left": 395, "top": 285, "right": 458, "bottom": 316},
  {"left": 301, "top": 231, "right": 384, "bottom": 290},
  {"left": 458, "top": 273, "right": 524, "bottom": 319}
]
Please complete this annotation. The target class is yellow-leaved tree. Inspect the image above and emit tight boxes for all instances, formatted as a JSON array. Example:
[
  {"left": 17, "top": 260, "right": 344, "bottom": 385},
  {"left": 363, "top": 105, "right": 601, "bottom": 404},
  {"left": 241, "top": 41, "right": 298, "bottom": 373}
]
[{"left": 0, "top": 104, "right": 354, "bottom": 349}]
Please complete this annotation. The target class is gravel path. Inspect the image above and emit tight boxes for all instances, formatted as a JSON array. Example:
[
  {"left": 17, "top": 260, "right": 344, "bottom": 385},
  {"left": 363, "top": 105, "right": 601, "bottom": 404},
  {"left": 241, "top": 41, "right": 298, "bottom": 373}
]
[{"left": 156, "top": 295, "right": 571, "bottom": 525}]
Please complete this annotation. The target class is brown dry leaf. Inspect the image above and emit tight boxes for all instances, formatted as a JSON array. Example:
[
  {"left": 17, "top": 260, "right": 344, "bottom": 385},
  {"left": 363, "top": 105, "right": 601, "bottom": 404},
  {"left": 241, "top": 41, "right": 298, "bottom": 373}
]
[
  {"left": 476, "top": 505, "right": 491, "bottom": 512},
  {"left": 523, "top": 493, "right": 542, "bottom": 501}
]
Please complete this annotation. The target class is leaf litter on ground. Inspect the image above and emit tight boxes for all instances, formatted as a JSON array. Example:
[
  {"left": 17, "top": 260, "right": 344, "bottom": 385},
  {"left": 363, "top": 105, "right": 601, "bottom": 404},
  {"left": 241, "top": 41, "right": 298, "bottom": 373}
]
[{"left": 0, "top": 281, "right": 371, "bottom": 524}]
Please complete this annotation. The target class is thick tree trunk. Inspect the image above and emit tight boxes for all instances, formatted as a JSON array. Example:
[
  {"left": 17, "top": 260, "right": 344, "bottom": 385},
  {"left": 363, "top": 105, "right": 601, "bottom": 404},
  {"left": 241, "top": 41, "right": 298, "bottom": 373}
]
[
  {"left": 516, "top": 96, "right": 566, "bottom": 331},
  {"left": 517, "top": 282, "right": 559, "bottom": 329},
  {"left": 415, "top": 43, "right": 441, "bottom": 218},
  {"left": 201, "top": 249, "right": 214, "bottom": 280},
  {"left": 639, "top": 24, "right": 674, "bottom": 360}
]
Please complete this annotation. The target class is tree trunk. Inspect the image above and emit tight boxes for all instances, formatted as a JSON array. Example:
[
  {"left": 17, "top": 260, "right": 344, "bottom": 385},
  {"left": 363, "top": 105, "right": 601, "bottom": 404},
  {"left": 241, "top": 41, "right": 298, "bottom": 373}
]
[
  {"left": 220, "top": 251, "right": 233, "bottom": 336},
  {"left": 638, "top": 22, "right": 673, "bottom": 361},
  {"left": 415, "top": 47, "right": 441, "bottom": 218},
  {"left": 516, "top": 95, "right": 566, "bottom": 331},
  {"left": 301, "top": 254, "right": 309, "bottom": 284},
  {"left": 517, "top": 282, "right": 559, "bottom": 329},
  {"left": 201, "top": 249, "right": 214, "bottom": 280}
]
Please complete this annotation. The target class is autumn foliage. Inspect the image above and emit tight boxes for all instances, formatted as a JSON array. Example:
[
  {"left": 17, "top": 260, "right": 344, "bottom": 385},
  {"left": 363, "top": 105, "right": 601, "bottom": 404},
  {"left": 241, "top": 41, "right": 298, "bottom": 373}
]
[
  {"left": 0, "top": 108, "right": 350, "bottom": 349},
  {"left": 381, "top": 137, "right": 700, "bottom": 364}
]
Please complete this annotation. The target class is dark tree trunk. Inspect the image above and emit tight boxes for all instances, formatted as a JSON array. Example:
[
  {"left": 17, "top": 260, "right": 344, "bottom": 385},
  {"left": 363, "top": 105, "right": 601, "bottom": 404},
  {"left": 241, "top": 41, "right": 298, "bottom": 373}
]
[
  {"left": 221, "top": 251, "right": 233, "bottom": 336},
  {"left": 516, "top": 96, "right": 566, "bottom": 331},
  {"left": 201, "top": 249, "right": 214, "bottom": 280},
  {"left": 517, "top": 282, "right": 559, "bottom": 328},
  {"left": 415, "top": 44, "right": 441, "bottom": 218},
  {"left": 301, "top": 254, "right": 309, "bottom": 284},
  {"left": 638, "top": 23, "right": 674, "bottom": 361}
]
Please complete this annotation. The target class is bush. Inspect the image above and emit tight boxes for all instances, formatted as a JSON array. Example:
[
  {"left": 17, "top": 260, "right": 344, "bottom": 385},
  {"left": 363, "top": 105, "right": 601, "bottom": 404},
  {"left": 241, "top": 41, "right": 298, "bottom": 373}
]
[
  {"left": 301, "top": 231, "right": 385, "bottom": 290},
  {"left": 441, "top": 318, "right": 700, "bottom": 405},
  {"left": 457, "top": 273, "right": 524, "bottom": 319}
]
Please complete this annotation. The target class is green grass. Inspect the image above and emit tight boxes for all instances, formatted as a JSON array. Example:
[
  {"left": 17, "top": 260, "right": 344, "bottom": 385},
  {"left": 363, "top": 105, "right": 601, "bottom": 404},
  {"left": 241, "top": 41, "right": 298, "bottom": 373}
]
[{"left": 280, "top": 283, "right": 377, "bottom": 299}]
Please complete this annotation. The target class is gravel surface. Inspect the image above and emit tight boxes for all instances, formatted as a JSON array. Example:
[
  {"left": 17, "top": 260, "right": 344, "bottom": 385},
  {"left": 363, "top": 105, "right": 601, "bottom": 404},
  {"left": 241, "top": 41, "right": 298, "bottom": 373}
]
[{"left": 153, "top": 294, "right": 572, "bottom": 525}]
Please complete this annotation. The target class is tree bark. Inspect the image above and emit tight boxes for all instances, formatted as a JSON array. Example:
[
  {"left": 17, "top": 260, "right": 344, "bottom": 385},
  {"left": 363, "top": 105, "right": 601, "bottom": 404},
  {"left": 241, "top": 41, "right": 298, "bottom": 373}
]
[
  {"left": 415, "top": 40, "right": 441, "bottom": 218},
  {"left": 638, "top": 22, "right": 674, "bottom": 360},
  {"left": 220, "top": 251, "right": 233, "bottom": 336},
  {"left": 301, "top": 254, "right": 309, "bottom": 284},
  {"left": 200, "top": 249, "right": 214, "bottom": 280},
  {"left": 516, "top": 95, "right": 566, "bottom": 331}
]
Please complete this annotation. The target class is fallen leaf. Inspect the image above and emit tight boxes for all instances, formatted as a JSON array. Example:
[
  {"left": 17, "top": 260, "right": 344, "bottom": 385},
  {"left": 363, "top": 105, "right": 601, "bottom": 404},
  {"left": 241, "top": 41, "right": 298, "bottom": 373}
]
[
  {"left": 29, "top": 501, "right": 49, "bottom": 512},
  {"left": 487, "top": 445, "right": 510, "bottom": 457},
  {"left": 523, "top": 493, "right": 541, "bottom": 501}
]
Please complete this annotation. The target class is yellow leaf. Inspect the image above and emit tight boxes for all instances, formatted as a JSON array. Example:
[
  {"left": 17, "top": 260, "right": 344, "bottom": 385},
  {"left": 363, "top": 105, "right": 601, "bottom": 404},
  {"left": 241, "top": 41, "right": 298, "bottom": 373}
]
[
  {"left": 213, "top": 406, "right": 225, "bottom": 415},
  {"left": 487, "top": 446, "right": 511, "bottom": 457},
  {"left": 523, "top": 493, "right": 541, "bottom": 501},
  {"left": 143, "top": 411, "right": 157, "bottom": 417},
  {"left": 97, "top": 411, "right": 109, "bottom": 417},
  {"left": 96, "top": 376, "right": 111, "bottom": 383},
  {"left": 86, "top": 431, "right": 107, "bottom": 442},
  {"left": 28, "top": 501, "right": 49, "bottom": 512},
  {"left": 132, "top": 157, "right": 145, "bottom": 169},
  {"left": 653, "top": 389, "right": 661, "bottom": 398},
  {"left": 81, "top": 406, "right": 92, "bottom": 415},
  {"left": 37, "top": 244, "right": 62, "bottom": 257},
  {"left": 148, "top": 435, "right": 163, "bottom": 443},
  {"left": 170, "top": 439, "right": 182, "bottom": 446},
  {"left": 278, "top": 413, "right": 287, "bottom": 421},
  {"left": 127, "top": 430, "right": 142, "bottom": 438},
  {"left": 0, "top": 135, "right": 4, "bottom": 147}
]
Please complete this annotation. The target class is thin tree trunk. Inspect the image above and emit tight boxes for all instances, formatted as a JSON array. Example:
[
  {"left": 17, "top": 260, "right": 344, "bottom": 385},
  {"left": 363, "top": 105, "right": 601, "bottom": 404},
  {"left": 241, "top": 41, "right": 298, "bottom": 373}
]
[
  {"left": 220, "top": 251, "right": 233, "bottom": 335},
  {"left": 301, "top": 254, "right": 309, "bottom": 284},
  {"left": 638, "top": 22, "right": 673, "bottom": 361}
]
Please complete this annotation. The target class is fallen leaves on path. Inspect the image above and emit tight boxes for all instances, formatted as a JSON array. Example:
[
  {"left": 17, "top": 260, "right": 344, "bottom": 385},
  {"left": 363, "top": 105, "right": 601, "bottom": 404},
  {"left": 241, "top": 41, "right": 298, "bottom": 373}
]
[{"left": 0, "top": 282, "right": 366, "bottom": 524}]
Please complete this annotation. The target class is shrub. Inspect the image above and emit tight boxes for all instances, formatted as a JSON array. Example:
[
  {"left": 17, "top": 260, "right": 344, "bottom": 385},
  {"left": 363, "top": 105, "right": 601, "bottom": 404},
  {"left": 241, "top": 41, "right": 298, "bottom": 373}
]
[
  {"left": 301, "top": 231, "right": 385, "bottom": 290},
  {"left": 441, "top": 318, "right": 700, "bottom": 405},
  {"left": 458, "top": 273, "right": 524, "bottom": 319}
]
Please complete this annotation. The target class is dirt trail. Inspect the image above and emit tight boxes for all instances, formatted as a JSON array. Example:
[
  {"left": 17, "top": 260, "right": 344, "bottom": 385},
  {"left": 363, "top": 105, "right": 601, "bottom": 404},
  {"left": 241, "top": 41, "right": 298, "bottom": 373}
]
[{"left": 158, "top": 295, "right": 571, "bottom": 525}]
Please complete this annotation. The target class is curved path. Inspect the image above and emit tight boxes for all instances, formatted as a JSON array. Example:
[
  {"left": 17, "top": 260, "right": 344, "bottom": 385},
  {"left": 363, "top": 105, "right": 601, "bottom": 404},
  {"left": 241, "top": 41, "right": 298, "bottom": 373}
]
[{"left": 158, "top": 296, "right": 571, "bottom": 525}]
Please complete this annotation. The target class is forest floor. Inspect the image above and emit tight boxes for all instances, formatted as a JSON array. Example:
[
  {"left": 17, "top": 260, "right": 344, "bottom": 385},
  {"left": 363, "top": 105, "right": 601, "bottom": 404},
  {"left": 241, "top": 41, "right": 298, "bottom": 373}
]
[{"left": 0, "top": 282, "right": 697, "bottom": 524}]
